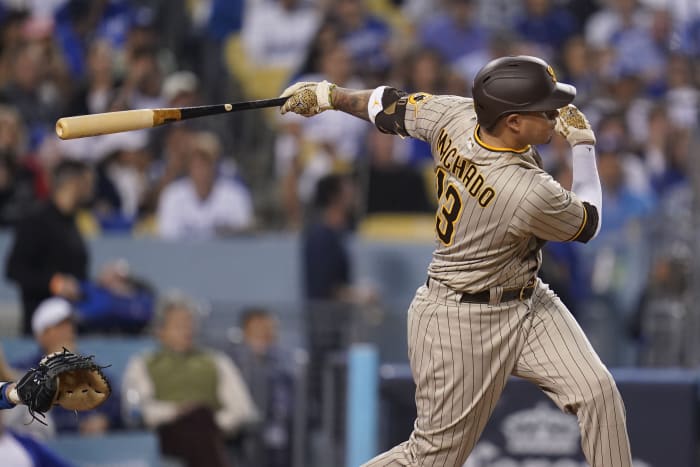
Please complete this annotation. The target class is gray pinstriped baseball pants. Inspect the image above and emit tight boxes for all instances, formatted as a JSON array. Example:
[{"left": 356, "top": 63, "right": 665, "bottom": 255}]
[{"left": 363, "top": 278, "right": 632, "bottom": 467}]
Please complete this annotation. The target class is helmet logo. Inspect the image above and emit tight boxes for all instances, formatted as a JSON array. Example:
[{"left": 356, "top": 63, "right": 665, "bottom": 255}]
[{"left": 546, "top": 65, "right": 557, "bottom": 82}]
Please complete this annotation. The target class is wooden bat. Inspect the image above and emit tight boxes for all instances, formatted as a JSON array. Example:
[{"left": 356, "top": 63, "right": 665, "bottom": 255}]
[{"left": 55, "top": 96, "right": 289, "bottom": 140}]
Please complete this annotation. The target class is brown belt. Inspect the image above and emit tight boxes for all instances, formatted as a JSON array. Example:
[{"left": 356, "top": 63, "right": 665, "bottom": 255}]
[{"left": 426, "top": 277, "right": 535, "bottom": 304}]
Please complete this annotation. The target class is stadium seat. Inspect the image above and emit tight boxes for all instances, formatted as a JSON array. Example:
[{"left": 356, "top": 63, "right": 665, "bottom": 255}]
[
  {"left": 44, "top": 431, "right": 168, "bottom": 467},
  {"left": 358, "top": 213, "right": 436, "bottom": 242},
  {"left": 223, "top": 34, "right": 291, "bottom": 104}
]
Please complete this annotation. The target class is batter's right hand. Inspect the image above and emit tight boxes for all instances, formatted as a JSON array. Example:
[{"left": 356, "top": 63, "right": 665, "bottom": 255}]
[
  {"left": 555, "top": 104, "right": 596, "bottom": 146},
  {"left": 280, "top": 80, "right": 335, "bottom": 117}
]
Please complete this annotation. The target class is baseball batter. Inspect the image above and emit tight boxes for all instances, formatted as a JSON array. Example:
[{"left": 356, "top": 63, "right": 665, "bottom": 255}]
[{"left": 280, "top": 55, "right": 632, "bottom": 466}]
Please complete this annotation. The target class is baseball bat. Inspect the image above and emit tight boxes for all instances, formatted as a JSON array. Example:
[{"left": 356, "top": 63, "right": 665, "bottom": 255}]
[{"left": 55, "top": 96, "right": 289, "bottom": 140}]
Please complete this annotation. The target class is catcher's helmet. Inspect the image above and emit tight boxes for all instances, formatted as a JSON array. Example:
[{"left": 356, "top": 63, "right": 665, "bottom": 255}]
[{"left": 472, "top": 55, "right": 576, "bottom": 130}]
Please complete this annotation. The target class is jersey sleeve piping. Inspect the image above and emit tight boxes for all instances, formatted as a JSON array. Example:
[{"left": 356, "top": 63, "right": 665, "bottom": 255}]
[{"left": 567, "top": 203, "right": 588, "bottom": 241}]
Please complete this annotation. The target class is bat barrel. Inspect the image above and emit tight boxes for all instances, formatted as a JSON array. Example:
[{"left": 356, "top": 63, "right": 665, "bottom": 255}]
[{"left": 56, "top": 109, "right": 156, "bottom": 140}]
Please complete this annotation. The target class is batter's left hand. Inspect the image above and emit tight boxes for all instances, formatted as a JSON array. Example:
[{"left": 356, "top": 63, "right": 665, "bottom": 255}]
[
  {"left": 280, "top": 80, "right": 335, "bottom": 117},
  {"left": 555, "top": 104, "right": 596, "bottom": 146}
]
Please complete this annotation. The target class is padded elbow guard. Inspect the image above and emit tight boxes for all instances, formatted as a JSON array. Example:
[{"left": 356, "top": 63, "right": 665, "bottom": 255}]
[{"left": 374, "top": 88, "right": 409, "bottom": 137}]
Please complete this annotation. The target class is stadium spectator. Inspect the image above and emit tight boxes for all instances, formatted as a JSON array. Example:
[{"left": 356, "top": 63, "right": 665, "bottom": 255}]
[
  {"left": 417, "top": 0, "right": 488, "bottom": 63},
  {"left": 66, "top": 39, "right": 118, "bottom": 118},
  {"left": 513, "top": 0, "right": 577, "bottom": 54},
  {"left": 229, "top": 308, "right": 295, "bottom": 467},
  {"left": 92, "top": 133, "right": 153, "bottom": 232},
  {"left": 159, "top": 70, "right": 235, "bottom": 152},
  {"left": 664, "top": 54, "right": 699, "bottom": 131},
  {"left": 365, "top": 130, "right": 432, "bottom": 214},
  {"left": 74, "top": 260, "right": 156, "bottom": 334},
  {"left": 12, "top": 297, "right": 121, "bottom": 435},
  {"left": 584, "top": 0, "right": 649, "bottom": 49},
  {"left": 276, "top": 42, "right": 368, "bottom": 228},
  {"left": 392, "top": 48, "right": 449, "bottom": 167},
  {"left": 5, "top": 160, "right": 93, "bottom": 335},
  {"left": 640, "top": 172, "right": 693, "bottom": 366},
  {"left": 53, "top": 0, "right": 137, "bottom": 78},
  {"left": 0, "top": 42, "right": 63, "bottom": 148},
  {"left": 110, "top": 46, "right": 164, "bottom": 112},
  {"left": 141, "top": 124, "right": 193, "bottom": 221},
  {"left": 156, "top": 131, "right": 254, "bottom": 239},
  {"left": 122, "top": 293, "right": 258, "bottom": 467},
  {"left": 575, "top": 139, "right": 656, "bottom": 365},
  {"left": 452, "top": 31, "right": 517, "bottom": 88},
  {"left": 302, "top": 174, "right": 376, "bottom": 425},
  {"left": 557, "top": 35, "right": 598, "bottom": 106},
  {"left": 242, "top": 0, "right": 320, "bottom": 72},
  {"left": 327, "top": 0, "right": 392, "bottom": 80},
  {"left": 0, "top": 104, "right": 44, "bottom": 227}
]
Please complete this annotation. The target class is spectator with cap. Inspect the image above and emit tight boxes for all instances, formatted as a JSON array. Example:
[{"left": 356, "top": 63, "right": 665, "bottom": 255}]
[
  {"left": 156, "top": 130, "right": 254, "bottom": 240},
  {"left": 5, "top": 160, "right": 93, "bottom": 335},
  {"left": 12, "top": 297, "right": 121, "bottom": 435}
]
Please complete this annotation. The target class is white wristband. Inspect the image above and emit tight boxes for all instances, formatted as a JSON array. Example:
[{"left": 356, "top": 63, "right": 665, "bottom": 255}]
[
  {"left": 317, "top": 80, "right": 335, "bottom": 110},
  {"left": 8, "top": 387, "right": 20, "bottom": 404},
  {"left": 368, "top": 86, "right": 388, "bottom": 124}
]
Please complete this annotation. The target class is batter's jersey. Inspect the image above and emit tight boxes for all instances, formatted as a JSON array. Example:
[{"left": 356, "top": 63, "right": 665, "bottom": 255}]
[{"left": 401, "top": 94, "right": 588, "bottom": 293}]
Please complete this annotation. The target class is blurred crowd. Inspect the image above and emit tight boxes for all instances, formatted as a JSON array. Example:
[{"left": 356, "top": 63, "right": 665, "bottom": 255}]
[
  {"left": 0, "top": 0, "right": 698, "bottom": 464},
  {"left": 0, "top": 0, "right": 694, "bottom": 233}
]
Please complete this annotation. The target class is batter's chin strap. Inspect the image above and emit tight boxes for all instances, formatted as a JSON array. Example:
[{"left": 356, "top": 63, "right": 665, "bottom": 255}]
[{"left": 374, "top": 87, "right": 410, "bottom": 137}]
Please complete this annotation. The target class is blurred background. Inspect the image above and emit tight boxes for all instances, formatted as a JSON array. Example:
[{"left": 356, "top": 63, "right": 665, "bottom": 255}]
[{"left": 0, "top": 0, "right": 697, "bottom": 466}]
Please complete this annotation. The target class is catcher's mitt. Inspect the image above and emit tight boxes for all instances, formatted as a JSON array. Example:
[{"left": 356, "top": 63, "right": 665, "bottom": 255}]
[{"left": 13, "top": 348, "right": 111, "bottom": 424}]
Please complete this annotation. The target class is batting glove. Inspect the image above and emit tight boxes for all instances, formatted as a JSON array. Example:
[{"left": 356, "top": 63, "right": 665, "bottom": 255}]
[
  {"left": 555, "top": 104, "right": 596, "bottom": 146},
  {"left": 280, "top": 80, "right": 335, "bottom": 117}
]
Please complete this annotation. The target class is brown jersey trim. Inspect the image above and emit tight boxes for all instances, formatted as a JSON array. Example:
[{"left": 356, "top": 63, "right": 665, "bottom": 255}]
[
  {"left": 569, "top": 201, "right": 599, "bottom": 243},
  {"left": 474, "top": 125, "right": 531, "bottom": 154}
]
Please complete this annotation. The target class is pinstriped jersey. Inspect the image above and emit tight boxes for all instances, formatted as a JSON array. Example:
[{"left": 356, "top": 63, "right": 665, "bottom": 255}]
[{"left": 402, "top": 94, "right": 588, "bottom": 293}]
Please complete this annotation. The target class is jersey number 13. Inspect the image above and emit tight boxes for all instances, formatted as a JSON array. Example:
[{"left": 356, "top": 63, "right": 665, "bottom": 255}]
[{"left": 435, "top": 167, "right": 463, "bottom": 246}]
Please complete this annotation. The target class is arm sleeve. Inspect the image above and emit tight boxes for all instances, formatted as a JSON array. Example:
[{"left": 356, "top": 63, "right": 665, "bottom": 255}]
[
  {"left": 213, "top": 352, "right": 259, "bottom": 434},
  {"left": 511, "top": 171, "right": 597, "bottom": 243},
  {"left": 122, "top": 355, "right": 178, "bottom": 428},
  {"left": 571, "top": 143, "right": 602, "bottom": 238}
]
